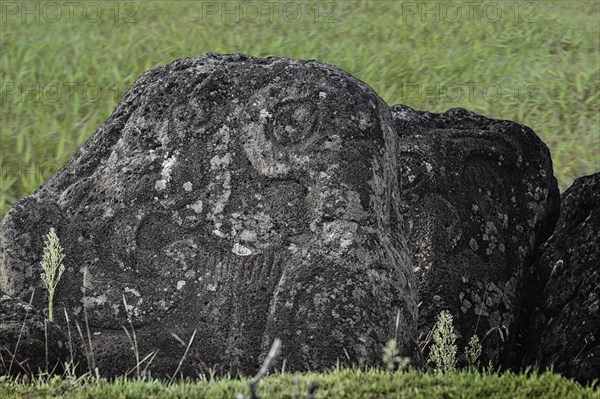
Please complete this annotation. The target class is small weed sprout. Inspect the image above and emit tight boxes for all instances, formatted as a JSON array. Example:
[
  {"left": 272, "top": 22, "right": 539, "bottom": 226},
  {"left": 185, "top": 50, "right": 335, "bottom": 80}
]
[
  {"left": 40, "top": 228, "right": 66, "bottom": 322},
  {"left": 383, "top": 339, "right": 399, "bottom": 371},
  {"left": 429, "top": 310, "right": 457, "bottom": 373},
  {"left": 382, "top": 308, "right": 411, "bottom": 372},
  {"left": 485, "top": 359, "right": 496, "bottom": 375},
  {"left": 465, "top": 335, "right": 482, "bottom": 371},
  {"left": 382, "top": 339, "right": 410, "bottom": 371}
]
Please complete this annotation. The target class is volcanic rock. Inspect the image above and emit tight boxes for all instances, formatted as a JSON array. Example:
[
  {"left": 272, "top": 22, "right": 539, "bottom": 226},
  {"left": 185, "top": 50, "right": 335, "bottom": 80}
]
[
  {"left": 521, "top": 172, "right": 599, "bottom": 383},
  {"left": 0, "top": 54, "right": 418, "bottom": 377},
  {"left": 392, "top": 104, "right": 560, "bottom": 367}
]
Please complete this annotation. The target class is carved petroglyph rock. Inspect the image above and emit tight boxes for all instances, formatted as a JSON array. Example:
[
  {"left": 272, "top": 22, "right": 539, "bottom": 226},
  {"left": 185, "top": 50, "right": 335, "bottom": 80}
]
[
  {"left": 0, "top": 54, "right": 418, "bottom": 376},
  {"left": 392, "top": 105, "right": 559, "bottom": 367}
]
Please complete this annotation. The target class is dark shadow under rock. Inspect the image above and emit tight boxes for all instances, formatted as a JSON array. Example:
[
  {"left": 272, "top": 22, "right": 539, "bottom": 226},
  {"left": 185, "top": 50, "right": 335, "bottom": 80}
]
[
  {"left": 391, "top": 104, "right": 560, "bottom": 368},
  {"left": 0, "top": 290, "right": 87, "bottom": 376}
]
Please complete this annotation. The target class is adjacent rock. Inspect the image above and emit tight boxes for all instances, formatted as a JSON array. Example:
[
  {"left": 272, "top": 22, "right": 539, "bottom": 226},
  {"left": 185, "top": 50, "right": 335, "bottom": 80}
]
[
  {"left": 521, "top": 173, "right": 599, "bottom": 383},
  {"left": 392, "top": 105, "right": 560, "bottom": 367},
  {"left": 0, "top": 54, "right": 418, "bottom": 377},
  {"left": 0, "top": 290, "right": 86, "bottom": 376}
]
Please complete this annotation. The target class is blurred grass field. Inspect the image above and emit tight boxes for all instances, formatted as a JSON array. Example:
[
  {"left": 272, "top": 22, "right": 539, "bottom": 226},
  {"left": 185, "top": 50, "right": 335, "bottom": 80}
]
[{"left": 1, "top": 0, "right": 599, "bottom": 215}]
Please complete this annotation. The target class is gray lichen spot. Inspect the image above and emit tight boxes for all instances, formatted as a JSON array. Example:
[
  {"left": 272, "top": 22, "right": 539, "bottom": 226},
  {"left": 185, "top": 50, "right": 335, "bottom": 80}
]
[
  {"left": 124, "top": 287, "right": 141, "bottom": 297},
  {"left": 189, "top": 200, "right": 203, "bottom": 214},
  {"left": 184, "top": 270, "right": 196, "bottom": 279},
  {"left": 239, "top": 230, "right": 257, "bottom": 242},
  {"left": 485, "top": 221, "right": 498, "bottom": 235},
  {"left": 259, "top": 109, "right": 272, "bottom": 119},
  {"left": 461, "top": 299, "right": 472, "bottom": 314},
  {"left": 469, "top": 238, "right": 479, "bottom": 251},
  {"left": 210, "top": 153, "right": 232, "bottom": 171},
  {"left": 324, "top": 134, "right": 342, "bottom": 151},
  {"left": 322, "top": 220, "right": 358, "bottom": 255},
  {"left": 211, "top": 171, "right": 231, "bottom": 215},
  {"left": 82, "top": 294, "right": 107, "bottom": 309}
]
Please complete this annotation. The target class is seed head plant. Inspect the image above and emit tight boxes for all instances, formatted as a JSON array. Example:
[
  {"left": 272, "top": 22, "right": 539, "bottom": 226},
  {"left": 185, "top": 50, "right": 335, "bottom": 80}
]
[
  {"left": 429, "top": 310, "right": 457, "bottom": 373},
  {"left": 40, "top": 227, "right": 66, "bottom": 322},
  {"left": 465, "top": 334, "right": 482, "bottom": 371}
]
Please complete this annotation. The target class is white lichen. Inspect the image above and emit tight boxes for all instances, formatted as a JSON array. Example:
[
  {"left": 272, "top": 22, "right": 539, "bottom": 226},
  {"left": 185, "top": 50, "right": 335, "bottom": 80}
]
[
  {"left": 259, "top": 109, "right": 272, "bottom": 119},
  {"left": 232, "top": 243, "right": 252, "bottom": 256},
  {"left": 189, "top": 200, "right": 203, "bottom": 214},
  {"left": 155, "top": 155, "right": 177, "bottom": 190}
]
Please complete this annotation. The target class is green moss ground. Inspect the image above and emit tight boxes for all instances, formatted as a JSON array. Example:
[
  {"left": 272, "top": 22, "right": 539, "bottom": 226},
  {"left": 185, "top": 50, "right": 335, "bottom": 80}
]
[{"left": 1, "top": 368, "right": 598, "bottom": 399}]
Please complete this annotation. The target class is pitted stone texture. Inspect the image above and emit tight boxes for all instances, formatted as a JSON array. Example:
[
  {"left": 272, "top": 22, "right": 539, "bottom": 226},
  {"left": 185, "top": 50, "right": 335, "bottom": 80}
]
[
  {"left": 0, "top": 54, "right": 418, "bottom": 377},
  {"left": 0, "top": 290, "right": 87, "bottom": 376},
  {"left": 392, "top": 105, "right": 559, "bottom": 368},
  {"left": 521, "top": 173, "right": 600, "bottom": 383}
]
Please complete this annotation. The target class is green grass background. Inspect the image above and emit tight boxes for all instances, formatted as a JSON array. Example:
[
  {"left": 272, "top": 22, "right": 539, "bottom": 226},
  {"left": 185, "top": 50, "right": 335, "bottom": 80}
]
[{"left": 1, "top": 0, "right": 599, "bottom": 215}]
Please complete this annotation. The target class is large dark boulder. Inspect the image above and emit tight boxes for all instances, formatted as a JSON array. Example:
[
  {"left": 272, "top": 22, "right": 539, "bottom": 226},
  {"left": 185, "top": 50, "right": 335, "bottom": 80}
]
[
  {"left": 0, "top": 290, "right": 86, "bottom": 376},
  {"left": 391, "top": 105, "right": 560, "bottom": 367},
  {"left": 0, "top": 54, "right": 418, "bottom": 377},
  {"left": 521, "top": 173, "right": 599, "bottom": 383}
]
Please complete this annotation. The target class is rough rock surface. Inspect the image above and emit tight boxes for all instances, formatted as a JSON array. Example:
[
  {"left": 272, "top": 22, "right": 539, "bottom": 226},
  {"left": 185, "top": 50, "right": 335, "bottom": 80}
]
[
  {"left": 520, "top": 173, "right": 599, "bottom": 383},
  {"left": 0, "top": 290, "right": 86, "bottom": 376},
  {"left": 391, "top": 105, "right": 560, "bottom": 367},
  {"left": 0, "top": 54, "right": 418, "bottom": 376}
]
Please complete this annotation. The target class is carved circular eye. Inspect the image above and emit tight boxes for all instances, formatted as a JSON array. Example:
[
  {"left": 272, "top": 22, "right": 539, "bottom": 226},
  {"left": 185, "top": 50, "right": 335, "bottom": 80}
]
[{"left": 267, "top": 100, "right": 320, "bottom": 145}]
